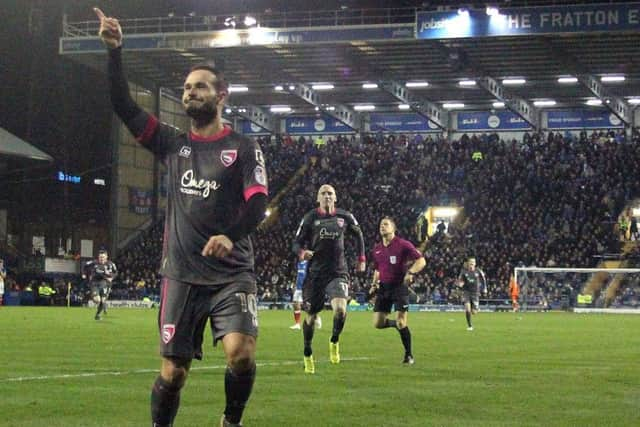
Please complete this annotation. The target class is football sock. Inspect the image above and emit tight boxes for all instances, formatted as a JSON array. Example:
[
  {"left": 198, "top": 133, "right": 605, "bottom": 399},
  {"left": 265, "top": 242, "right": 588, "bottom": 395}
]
[
  {"left": 303, "top": 320, "right": 314, "bottom": 356},
  {"left": 330, "top": 312, "right": 346, "bottom": 344},
  {"left": 224, "top": 364, "right": 256, "bottom": 424},
  {"left": 398, "top": 326, "right": 412, "bottom": 356},
  {"left": 465, "top": 311, "right": 472, "bottom": 327},
  {"left": 150, "top": 376, "right": 181, "bottom": 426}
]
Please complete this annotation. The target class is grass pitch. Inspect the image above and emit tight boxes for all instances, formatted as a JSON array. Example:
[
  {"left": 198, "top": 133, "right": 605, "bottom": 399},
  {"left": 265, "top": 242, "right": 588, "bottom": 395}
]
[{"left": 1, "top": 307, "right": 638, "bottom": 426}]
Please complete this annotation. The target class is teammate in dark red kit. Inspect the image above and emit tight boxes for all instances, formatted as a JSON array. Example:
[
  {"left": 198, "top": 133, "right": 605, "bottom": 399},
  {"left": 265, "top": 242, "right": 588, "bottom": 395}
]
[
  {"left": 370, "top": 217, "right": 425, "bottom": 364},
  {"left": 95, "top": 8, "right": 267, "bottom": 426}
]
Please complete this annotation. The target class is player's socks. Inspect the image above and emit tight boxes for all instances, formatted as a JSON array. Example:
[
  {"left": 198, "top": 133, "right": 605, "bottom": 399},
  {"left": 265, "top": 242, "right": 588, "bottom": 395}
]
[
  {"left": 293, "top": 310, "right": 301, "bottom": 324},
  {"left": 383, "top": 319, "right": 397, "bottom": 329},
  {"left": 150, "top": 376, "right": 181, "bottom": 426},
  {"left": 224, "top": 364, "right": 255, "bottom": 424},
  {"left": 398, "top": 326, "right": 412, "bottom": 357},
  {"left": 303, "top": 320, "right": 314, "bottom": 356},
  {"left": 465, "top": 311, "right": 472, "bottom": 328},
  {"left": 330, "top": 312, "right": 346, "bottom": 343}
]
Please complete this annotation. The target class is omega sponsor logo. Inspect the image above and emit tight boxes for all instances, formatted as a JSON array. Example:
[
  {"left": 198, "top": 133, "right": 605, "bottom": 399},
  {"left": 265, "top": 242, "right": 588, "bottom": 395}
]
[
  {"left": 319, "top": 227, "right": 340, "bottom": 239},
  {"left": 180, "top": 169, "right": 221, "bottom": 198}
]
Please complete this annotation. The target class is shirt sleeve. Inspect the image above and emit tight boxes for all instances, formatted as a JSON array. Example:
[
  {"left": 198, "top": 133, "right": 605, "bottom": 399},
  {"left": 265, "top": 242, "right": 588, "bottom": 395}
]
[
  {"left": 346, "top": 213, "right": 366, "bottom": 263},
  {"left": 240, "top": 138, "right": 269, "bottom": 202},
  {"left": 403, "top": 240, "right": 423, "bottom": 261},
  {"left": 477, "top": 268, "right": 487, "bottom": 292},
  {"left": 292, "top": 213, "right": 312, "bottom": 258},
  {"left": 108, "top": 47, "right": 174, "bottom": 157}
]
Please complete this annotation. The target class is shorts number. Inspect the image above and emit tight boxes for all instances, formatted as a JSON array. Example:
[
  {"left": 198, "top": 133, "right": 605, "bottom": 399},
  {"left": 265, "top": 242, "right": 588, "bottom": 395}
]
[
  {"left": 340, "top": 281, "right": 349, "bottom": 297},
  {"left": 237, "top": 293, "right": 259, "bottom": 327}
]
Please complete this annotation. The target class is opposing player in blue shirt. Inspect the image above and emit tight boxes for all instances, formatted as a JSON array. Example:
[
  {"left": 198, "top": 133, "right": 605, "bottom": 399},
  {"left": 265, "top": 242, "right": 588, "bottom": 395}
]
[{"left": 290, "top": 260, "right": 321, "bottom": 330}]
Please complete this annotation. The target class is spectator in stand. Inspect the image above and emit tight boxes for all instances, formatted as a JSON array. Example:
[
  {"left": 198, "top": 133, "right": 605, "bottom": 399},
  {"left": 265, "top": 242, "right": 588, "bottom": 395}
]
[
  {"left": 630, "top": 216, "right": 638, "bottom": 241},
  {"left": 0, "top": 259, "right": 6, "bottom": 306}
]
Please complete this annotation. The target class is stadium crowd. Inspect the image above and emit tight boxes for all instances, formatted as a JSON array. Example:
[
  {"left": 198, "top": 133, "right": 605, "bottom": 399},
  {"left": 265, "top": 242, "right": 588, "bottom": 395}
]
[
  {"left": 252, "top": 128, "right": 638, "bottom": 308},
  {"left": 7, "top": 128, "right": 637, "bottom": 309}
]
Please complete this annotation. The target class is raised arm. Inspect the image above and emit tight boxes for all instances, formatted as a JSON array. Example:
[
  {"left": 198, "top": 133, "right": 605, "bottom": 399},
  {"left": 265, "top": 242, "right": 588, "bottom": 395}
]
[
  {"left": 95, "top": 8, "right": 170, "bottom": 153},
  {"left": 94, "top": 8, "right": 142, "bottom": 122}
]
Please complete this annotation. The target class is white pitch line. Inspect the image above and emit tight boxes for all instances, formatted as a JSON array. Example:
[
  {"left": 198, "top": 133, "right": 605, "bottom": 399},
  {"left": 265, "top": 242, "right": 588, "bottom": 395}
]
[{"left": 1, "top": 357, "right": 373, "bottom": 383}]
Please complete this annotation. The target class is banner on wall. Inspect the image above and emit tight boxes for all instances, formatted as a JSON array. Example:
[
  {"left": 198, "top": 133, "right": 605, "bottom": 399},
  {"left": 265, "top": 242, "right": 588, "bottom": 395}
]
[
  {"left": 128, "top": 187, "right": 154, "bottom": 215},
  {"left": 369, "top": 113, "right": 440, "bottom": 132},
  {"left": 61, "top": 24, "right": 415, "bottom": 53},
  {"left": 240, "top": 120, "right": 271, "bottom": 135},
  {"left": 285, "top": 115, "right": 354, "bottom": 134},
  {"left": 457, "top": 111, "right": 531, "bottom": 131},
  {"left": 417, "top": 3, "right": 640, "bottom": 39},
  {"left": 546, "top": 110, "right": 623, "bottom": 129}
]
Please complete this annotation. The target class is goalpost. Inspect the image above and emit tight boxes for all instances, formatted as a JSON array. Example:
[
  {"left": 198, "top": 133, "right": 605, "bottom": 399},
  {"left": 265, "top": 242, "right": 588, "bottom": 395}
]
[{"left": 514, "top": 267, "right": 640, "bottom": 314}]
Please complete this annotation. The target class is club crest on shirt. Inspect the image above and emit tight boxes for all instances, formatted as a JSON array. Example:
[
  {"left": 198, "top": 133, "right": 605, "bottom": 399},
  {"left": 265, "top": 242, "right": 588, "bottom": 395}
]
[
  {"left": 220, "top": 150, "right": 238, "bottom": 167},
  {"left": 389, "top": 256, "right": 397, "bottom": 264},
  {"left": 336, "top": 218, "right": 345, "bottom": 228},
  {"left": 162, "top": 324, "right": 176, "bottom": 344},
  {"left": 179, "top": 146, "right": 191, "bottom": 158}
]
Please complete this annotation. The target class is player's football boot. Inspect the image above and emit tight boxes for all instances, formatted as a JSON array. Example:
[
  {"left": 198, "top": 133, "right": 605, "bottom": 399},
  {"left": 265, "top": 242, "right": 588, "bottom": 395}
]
[
  {"left": 402, "top": 355, "right": 415, "bottom": 365},
  {"left": 329, "top": 342, "right": 340, "bottom": 364},
  {"left": 303, "top": 355, "right": 315, "bottom": 374},
  {"left": 220, "top": 414, "right": 243, "bottom": 426},
  {"left": 289, "top": 323, "right": 301, "bottom": 330}
]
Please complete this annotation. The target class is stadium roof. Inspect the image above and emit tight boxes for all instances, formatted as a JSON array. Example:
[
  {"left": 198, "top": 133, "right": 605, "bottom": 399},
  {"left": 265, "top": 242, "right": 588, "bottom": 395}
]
[
  {"left": 60, "top": 3, "right": 640, "bottom": 128},
  {"left": 0, "top": 127, "right": 54, "bottom": 162}
]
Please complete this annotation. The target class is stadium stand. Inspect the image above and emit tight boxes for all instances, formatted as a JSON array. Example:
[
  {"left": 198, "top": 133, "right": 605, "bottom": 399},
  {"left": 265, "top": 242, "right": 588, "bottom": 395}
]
[{"left": 106, "top": 128, "right": 639, "bottom": 308}]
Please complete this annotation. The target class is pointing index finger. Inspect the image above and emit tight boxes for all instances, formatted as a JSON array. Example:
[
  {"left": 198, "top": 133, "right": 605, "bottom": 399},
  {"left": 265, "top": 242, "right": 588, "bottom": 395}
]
[{"left": 93, "top": 7, "right": 106, "bottom": 21}]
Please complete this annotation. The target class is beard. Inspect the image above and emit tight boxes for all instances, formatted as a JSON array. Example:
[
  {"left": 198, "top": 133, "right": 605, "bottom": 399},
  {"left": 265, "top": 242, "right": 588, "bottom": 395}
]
[{"left": 185, "top": 99, "right": 218, "bottom": 126}]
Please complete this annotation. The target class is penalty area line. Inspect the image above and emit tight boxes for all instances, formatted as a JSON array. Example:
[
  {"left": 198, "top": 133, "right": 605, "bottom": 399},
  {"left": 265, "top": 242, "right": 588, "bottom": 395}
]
[{"left": 1, "top": 357, "right": 374, "bottom": 383}]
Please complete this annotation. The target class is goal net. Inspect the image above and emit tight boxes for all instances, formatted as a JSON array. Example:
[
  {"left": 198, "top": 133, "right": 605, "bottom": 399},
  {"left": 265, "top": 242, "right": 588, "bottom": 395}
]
[{"left": 513, "top": 267, "right": 640, "bottom": 313}]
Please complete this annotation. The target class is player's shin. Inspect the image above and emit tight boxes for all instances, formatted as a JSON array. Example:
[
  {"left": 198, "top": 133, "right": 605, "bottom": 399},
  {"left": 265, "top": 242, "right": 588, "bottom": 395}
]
[
  {"left": 150, "top": 376, "right": 182, "bottom": 426},
  {"left": 398, "top": 326, "right": 412, "bottom": 356},
  {"left": 330, "top": 311, "right": 346, "bottom": 343},
  {"left": 224, "top": 364, "right": 256, "bottom": 424},
  {"left": 303, "top": 319, "right": 315, "bottom": 356}
]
